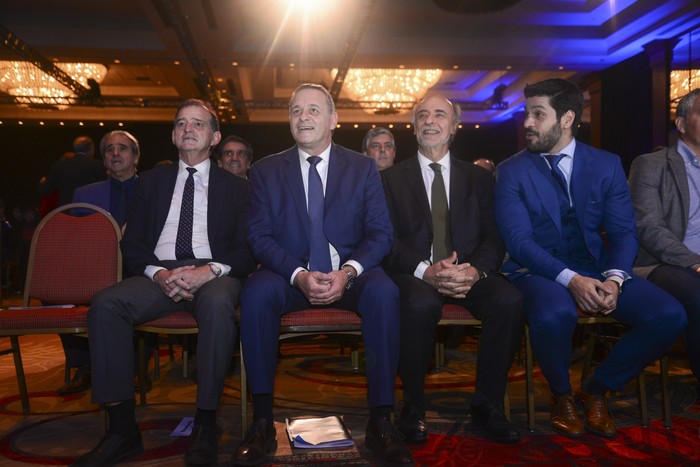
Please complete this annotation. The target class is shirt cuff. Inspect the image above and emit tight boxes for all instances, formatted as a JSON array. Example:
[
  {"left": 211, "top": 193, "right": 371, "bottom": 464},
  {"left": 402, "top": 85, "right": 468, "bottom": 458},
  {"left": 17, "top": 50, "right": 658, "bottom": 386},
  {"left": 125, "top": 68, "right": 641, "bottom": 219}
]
[
  {"left": 602, "top": 269, "right": 630, "bottom": 281},
  {"left": 208, "top": 261, "right": 231, "bottom": 277},
  {"left": 145, "top": 265, "right": 165, "bottom": 281},
  {"left": 414, "top": 260, "right": 430, "bottom": 280},
  {"left": 291, "top": 267, "right": 307, "bottom": 285},
  {"left": 342, "top": 260, "right": 364, "bottom": 277},
  {"left": 556, "top": 268, "right": 577, "bottom": 287}
]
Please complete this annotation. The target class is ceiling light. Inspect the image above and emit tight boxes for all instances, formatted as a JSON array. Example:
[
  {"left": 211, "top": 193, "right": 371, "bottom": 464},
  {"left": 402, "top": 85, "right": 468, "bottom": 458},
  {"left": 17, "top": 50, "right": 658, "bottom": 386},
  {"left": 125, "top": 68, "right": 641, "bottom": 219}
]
[
  {"left": 337, "top": 68, "right": 443, "bottom": 115},
  {"left": 0, "top": 61, "right": 107, "bottom": 109},
  {"left": 670, "top": 69, "right": 700, "bottom": 113}
]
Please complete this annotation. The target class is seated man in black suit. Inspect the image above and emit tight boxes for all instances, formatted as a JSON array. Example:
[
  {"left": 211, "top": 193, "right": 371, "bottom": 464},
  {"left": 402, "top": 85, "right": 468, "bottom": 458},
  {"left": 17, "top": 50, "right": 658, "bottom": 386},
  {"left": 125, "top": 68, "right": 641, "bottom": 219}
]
[
  {"left": 71, "top": 99, "right": 255, "bottom": 467},
  {"left": 382, "top": 95, "right": 525, "bottom": 444}
]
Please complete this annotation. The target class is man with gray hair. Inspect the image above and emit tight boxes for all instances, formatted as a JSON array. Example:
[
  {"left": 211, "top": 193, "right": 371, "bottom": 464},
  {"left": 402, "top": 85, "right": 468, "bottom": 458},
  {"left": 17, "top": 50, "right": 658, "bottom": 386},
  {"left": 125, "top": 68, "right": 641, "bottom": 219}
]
[
  {"left": 57, "top": 130, "right": 143, "bottom": 396},
  {"left": 363, "top": 126, "right": 396, "bottom": 170},
  {"left": 382, "top": 94, "right": 524, "bottom": 445},
  {"left": 629, "top": 87, "right": 700, "bottom": 397}
]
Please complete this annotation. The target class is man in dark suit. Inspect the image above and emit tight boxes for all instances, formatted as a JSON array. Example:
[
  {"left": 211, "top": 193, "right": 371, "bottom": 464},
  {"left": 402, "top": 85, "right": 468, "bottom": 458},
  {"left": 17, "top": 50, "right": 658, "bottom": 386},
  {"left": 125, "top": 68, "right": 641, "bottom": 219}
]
[
  {"left": 72, "top": 99, "right": 255, "bottom": 467},
  {"left": 39, "top": 135, "right": 106, "bottom": 206},
  {"left": 233, "top": 84, "right": 412, "bottom": 466},
  {"left": 494, "top": 78, "right": 686, "bottom": 440},
  {"left": 382, "top": 95, "right": 524, "bottom": 444},
  {"left": 629, "top": 88, "right": 700, "bottom": 396},
  {"left": 58, "top": 130, "right": 141, "bottom": 396}
]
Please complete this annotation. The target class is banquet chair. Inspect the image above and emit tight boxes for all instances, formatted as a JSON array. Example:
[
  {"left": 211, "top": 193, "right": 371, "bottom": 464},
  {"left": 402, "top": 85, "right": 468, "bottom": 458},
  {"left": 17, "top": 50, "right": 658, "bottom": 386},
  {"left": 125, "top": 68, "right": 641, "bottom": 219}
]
[
  {"left": 239, "top": 308, "right": 363, "bottom": 432},
  {"left": 135, "top": 311, "right": 199, "bottom": 406},
  {"left": 524, "top": 311, "right": 671, "bottom": 431},
  {"left": 0, "top": 203, "right": 121, "bottom": 413},
  {"left": 434, "top": 303, "right": 513, "bottom": 418}
]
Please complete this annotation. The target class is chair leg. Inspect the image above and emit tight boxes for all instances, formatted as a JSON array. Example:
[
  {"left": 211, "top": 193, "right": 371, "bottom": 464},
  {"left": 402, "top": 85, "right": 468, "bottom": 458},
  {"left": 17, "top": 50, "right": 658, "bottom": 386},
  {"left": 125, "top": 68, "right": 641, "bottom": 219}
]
[
  {"left": 240, "top": 343, "right": 247, "bottom": 434},
  {"left": 504, "top": 382, "right": 511, "bottom": 421},
  {"left": 434, "top": 326, "right": 446, "bottom": 371},
  {"left": 581, "top": 331, "right": 598, "bottom": 382},
  {"left": 153, "top": 334, "right": 160, "bottom": 380},
  {"left": 11, "top": 336, "right": 30, "bottom": 414},
  {"left": 182, "top": 335, "right": 189, "bottom": 378},
  {"left": 637, "top": 371, "right": 649, "bottom": 427},
  {"left": 525, "top": 327, "right": 535, "bottom": 431},
  {"left": 138, "top": 336, "right": 147, "bottom": 407},
  {"left": 660, "top": 354, "right": 672, "bottom": 429}
]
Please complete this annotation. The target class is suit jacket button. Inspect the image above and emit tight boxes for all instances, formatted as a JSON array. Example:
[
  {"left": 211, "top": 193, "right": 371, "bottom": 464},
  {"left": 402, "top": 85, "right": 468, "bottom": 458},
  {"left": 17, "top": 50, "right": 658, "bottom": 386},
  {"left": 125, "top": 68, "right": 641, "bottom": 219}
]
[{"left": 552, "top": 248, "right": 559, "bottom": 254}]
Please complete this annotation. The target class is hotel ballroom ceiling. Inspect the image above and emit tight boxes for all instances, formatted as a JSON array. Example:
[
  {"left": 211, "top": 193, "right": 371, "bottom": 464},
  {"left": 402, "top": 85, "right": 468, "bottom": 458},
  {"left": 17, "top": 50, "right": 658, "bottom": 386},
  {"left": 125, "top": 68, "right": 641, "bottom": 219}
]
[{"left": 0, "top": 0, "right": 699, "bottom": 126}]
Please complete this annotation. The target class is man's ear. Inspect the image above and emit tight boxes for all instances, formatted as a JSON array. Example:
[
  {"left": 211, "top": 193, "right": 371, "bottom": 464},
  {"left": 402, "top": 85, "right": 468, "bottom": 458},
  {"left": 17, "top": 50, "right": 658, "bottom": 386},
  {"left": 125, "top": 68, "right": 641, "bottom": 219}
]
[
  {"left": 676, "top": 116, "right": 686, "bottom": 134},
  {"left": 561, "top": 110, "right": 575, "bottom": 130}
]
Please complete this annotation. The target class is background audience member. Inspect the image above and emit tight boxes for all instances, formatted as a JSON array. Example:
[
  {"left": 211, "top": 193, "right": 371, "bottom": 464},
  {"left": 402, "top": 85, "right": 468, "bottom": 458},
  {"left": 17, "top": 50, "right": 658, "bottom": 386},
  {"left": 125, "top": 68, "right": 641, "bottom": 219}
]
[
  {"left": 235, "top": 83, "right": 412, "bottom": 466},
  {"left": 382, "top": 95, "right": 524, "bottom": 445},
  {"left": 216, "top": 135, "right": 253, "bottom": 179},
  {"left": 57, "top": 130, "right": 142, "bottom": 396},
  {"left": 38, "top": 136, "right": 106, "bottom": 206},
  {"left": 495, "top": 78, "right": 686, "bottom": 440},
  {"left": 629, "top": 87, "right": 700, "bottom": 398},
  {"left": 72, "top": 99, "right": 255, "bottom": 467},
  {"left": 363, "top": 126, "right": 396, "bottom": 170}
]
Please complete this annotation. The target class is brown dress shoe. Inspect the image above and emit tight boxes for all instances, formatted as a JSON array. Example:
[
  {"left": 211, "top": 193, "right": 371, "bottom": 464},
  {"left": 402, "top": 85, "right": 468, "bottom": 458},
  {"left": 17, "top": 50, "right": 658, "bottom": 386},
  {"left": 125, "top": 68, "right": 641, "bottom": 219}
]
[
  {"left": 57, "top": 366, "right": 91, "bottom": 395},
  {"left": 550, "top": 393, "right": 584, "bottom": 439},
  {"left": 576, "top": 391, "right": 618, "bottom": 439}
]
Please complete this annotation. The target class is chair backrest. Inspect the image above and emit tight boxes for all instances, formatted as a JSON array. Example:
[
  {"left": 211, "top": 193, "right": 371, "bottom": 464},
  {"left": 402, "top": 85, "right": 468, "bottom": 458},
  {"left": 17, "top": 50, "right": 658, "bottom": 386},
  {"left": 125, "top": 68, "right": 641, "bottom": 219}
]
[{"left": 23, "top": 202, "right": 122, "bottom": 306}]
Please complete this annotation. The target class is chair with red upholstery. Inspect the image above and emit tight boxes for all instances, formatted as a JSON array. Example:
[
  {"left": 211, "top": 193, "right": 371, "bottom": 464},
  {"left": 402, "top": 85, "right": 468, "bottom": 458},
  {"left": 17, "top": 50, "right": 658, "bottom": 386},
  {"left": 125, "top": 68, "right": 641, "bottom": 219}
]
[
  {"left": 134, "top": 310, "right": 199, "bottom": 405},
  {"left": 239, "top": 308, "right": 363, "bottom": 431},
  {"left": 524, "top": 311, "right": 672, "bottom": 431},
  {"left": 0, "top": 203, "right": 121, "bottom": 413}
]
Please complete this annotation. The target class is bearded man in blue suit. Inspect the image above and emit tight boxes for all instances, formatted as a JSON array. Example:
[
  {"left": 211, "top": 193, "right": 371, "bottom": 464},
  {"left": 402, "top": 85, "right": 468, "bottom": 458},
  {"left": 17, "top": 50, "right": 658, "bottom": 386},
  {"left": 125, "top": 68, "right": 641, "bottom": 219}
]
[
  {"left": 234, "top": 84, "right": 412, "bottom": 466},
  {"left": 494, "top": 78, "right": 686, "bottom": 440}
]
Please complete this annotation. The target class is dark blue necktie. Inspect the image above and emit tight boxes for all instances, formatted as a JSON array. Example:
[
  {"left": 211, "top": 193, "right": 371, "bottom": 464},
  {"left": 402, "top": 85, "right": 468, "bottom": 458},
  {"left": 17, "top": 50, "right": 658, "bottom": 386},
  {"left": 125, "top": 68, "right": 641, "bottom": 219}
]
[
  {"left": 545, "top": 154, "right": 570, "bottom": 203},
  {"left": 307, "top": 156, "right": 332, "bottom": 272},
  {"left": 175, "top": 167, "right": 197, "bottom": 260}
]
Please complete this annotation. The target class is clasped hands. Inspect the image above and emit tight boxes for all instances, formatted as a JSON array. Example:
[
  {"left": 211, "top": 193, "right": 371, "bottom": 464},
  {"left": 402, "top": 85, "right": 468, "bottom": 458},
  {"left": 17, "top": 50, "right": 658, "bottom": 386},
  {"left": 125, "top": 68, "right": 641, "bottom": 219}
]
[
  {"left": 567, "top": 274, "right": 618, "bottom": 315},
  {"left": 423, "top": 251, "right": 479, "bottom": 299},
  {"left": 294, "top": 270, "right": 349, "bottom": 306},
  {"left": 154, "top": 265, "right": 216, "bottom": 302}
]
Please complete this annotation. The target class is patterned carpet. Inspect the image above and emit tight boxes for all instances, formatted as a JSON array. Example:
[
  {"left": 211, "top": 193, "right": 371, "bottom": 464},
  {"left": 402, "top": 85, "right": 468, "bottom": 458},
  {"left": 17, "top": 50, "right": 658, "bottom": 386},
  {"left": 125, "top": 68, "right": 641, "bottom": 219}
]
[{"left": 1, "top": 315, "right": 699, "bottom": 466}]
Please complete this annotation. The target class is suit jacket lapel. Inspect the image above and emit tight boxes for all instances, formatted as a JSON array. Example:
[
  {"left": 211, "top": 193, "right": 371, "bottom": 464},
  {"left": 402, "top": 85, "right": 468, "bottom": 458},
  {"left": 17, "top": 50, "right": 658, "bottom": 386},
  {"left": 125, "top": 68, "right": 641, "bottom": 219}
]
[
  {"left": 207, "top": 166, "right": 224, "bottom": 238},
  {"left": 449, "top": 158, "right": 467, "bottom": 235},
  {"left": 155, "top": 164, "right": 178, "bottom": 235},
  {"left": 571, "top": 144, "right": 595, "bottom": 229},
  {"left": 528, "top": 153, "right": 562, "bottom": 231},
  {"left": 405, "top": 157, "right": 432, "bottom": 227},
  {"left": 284, "top": 147, "right": 310, "bottom": 238},
  {"left": 325, "top": 144, "right": 345, "bottom": 212},
  {"left": 668, "top": 147, "right": 691, "bottom": 229}
]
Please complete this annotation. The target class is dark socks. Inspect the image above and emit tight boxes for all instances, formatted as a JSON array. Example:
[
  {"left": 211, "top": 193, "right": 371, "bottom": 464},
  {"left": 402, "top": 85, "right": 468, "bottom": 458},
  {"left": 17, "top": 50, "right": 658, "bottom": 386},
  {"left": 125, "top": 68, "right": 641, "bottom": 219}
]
[
  {"left": 106, "top": 399, "right": 138, "bottom": 437},
  {"left": 369, "top": 405, "right": 393, "bottom": 423},
  {"left": 252, "top": 393, "right": 274, "bottom": 423},
  {"left": 194, "top": 408, "right": 217, "bottom": 429}
]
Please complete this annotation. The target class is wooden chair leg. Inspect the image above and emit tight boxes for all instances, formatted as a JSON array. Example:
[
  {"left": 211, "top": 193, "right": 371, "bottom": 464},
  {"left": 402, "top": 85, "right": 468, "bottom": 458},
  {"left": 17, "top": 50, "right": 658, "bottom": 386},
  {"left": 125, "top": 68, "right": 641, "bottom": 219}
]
[
  {"left": 11, "top": 336, "right": 30, "bottom": 414},
  {"left": 138, "top": 336, "right": 147, "bottom": 406},
  {"left": 153, "top": 334, "right": 160, "bottom": 380},
  {"left": 240, "top": 343, "right": 248, "bottom": 434},
  {"left": 660, "top": 354, "right": 671, "bottom": 429},
  {"left": 434, "top": 326, "right": 446, "bottom": 371},
  {"left": 637, "top": 371, "right": 649, "bottom": 427},
  {"left": 525, "top": 327, "right": 535, "bottom": 431}
]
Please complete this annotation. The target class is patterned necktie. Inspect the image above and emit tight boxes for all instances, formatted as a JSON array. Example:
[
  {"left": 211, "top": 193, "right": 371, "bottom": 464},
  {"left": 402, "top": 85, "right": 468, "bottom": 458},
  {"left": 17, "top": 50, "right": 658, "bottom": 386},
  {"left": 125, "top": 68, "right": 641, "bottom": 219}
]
[
  {"left": 544, "top": 154, "right": 570, "bottom": 202},
  {"left": 429, "top": 162, "right": 451, "bottom": 263},
  {"left": 307, "top": 156, "right": 332, "bottom": 272},
  {"left": 175, "top": 167, "right": 197, "bottom": 260}
]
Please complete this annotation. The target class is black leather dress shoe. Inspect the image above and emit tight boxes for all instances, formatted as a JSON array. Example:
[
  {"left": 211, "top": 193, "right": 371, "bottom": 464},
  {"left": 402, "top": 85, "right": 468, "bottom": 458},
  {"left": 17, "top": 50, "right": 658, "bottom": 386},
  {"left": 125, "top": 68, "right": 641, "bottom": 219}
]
[
  {"left": 70, "top": 432, "right": 143, "bottom": 467},
  {"left": 58, "top": 366, "right": 91, "bottom": 395},
  {"left": 231, "top": 418, "right": 277, "bottom": 466},
  {"left": 396, "top": 402, "right": 428, "bottom": 444},
  {"left": 185, "top": 425, "right": 217, "bottom": 465},
  {"left": 365, "top": 417, "right": 414, "bottom": 466},
  {"left": 471, "top": 403, "right": 521, "bottom": 444}
]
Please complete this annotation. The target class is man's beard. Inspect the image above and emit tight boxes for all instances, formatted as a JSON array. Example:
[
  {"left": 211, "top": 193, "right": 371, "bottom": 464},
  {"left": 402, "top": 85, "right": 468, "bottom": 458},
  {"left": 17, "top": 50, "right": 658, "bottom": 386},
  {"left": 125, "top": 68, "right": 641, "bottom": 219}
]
[{"left": 526, "top": 121, "right": 562, "bottom": 153}]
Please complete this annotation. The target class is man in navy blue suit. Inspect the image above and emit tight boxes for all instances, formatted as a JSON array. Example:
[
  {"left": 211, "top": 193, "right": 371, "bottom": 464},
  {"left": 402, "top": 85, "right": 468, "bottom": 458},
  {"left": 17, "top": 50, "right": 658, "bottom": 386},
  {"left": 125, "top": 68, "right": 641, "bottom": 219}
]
[
  {"left": 72, "top": 100, "right": 255, "bottom": 467},
  {"left": 495, "top": 78, "right": 686, "bottom": 439},
  {"left": 233, "top": 84, "right": 412, "bottom": 466},
  {"left": 57, "top": 130, "right": 141, "bottom": 396}
]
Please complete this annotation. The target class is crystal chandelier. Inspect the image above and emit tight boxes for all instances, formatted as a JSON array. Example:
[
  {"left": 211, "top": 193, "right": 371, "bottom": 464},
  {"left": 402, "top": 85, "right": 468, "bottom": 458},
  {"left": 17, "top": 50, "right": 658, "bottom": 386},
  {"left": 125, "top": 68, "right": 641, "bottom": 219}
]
[
  {"left": 0, "top": 61, "right": 107, "bottom": 109},
  {"left": 670, "top": 68, "right": 700, "bottom": 114},
  {"left": 336, "top": 68, "right": 443, "bottom": 115}
]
